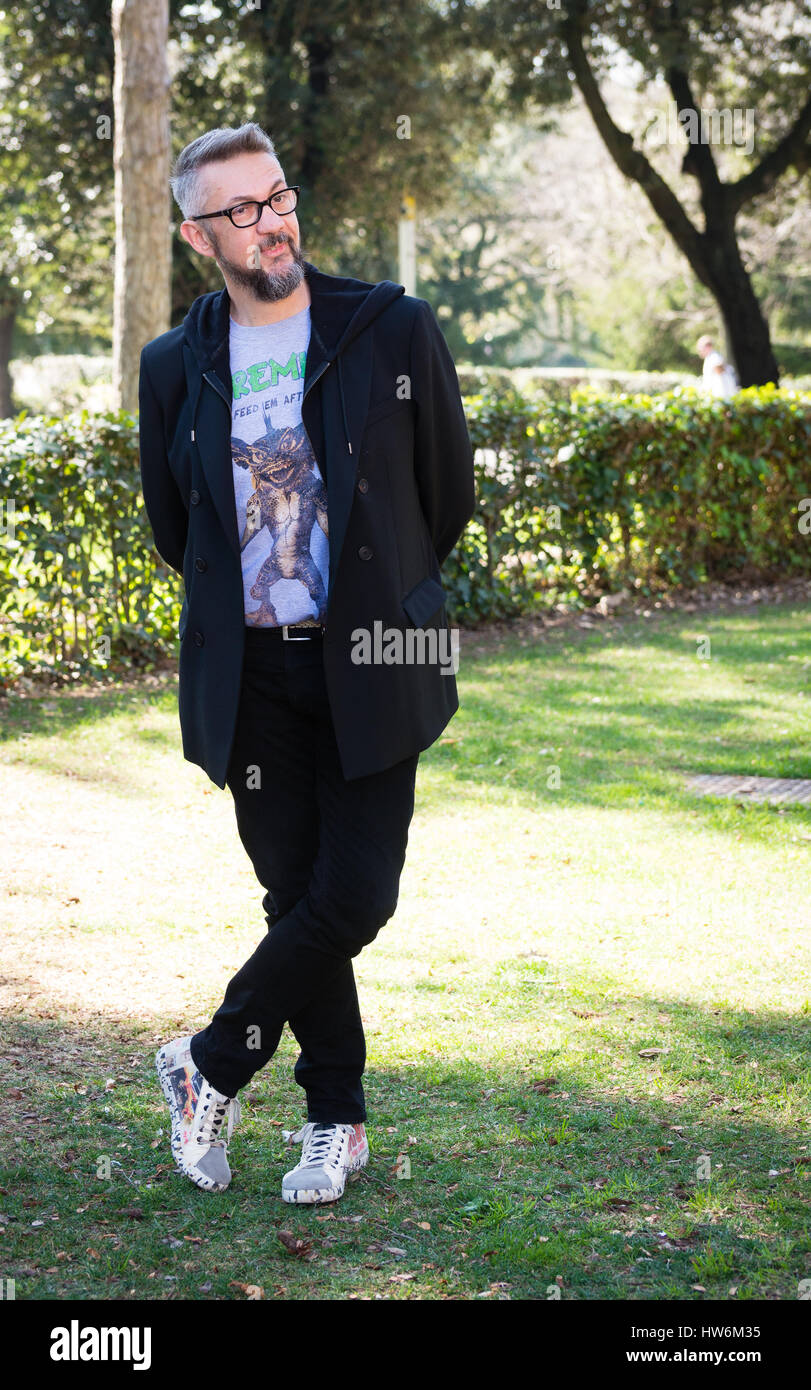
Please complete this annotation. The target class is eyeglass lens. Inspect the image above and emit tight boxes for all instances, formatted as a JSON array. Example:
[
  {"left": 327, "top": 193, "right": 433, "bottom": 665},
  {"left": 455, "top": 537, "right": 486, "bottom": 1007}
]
[{"left": 231, "top": 190, "right": 297, "bottom": 226}]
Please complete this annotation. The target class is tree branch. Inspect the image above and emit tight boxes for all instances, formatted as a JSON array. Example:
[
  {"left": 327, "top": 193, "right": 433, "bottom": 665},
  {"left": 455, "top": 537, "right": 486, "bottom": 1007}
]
[
  {"left": 728, "top": 89, "right": 811, "bottom": 212},
  {"left": 664, "top": 64, "right": 724, "bottom": 210},
  {"left": 560, "top": 9, "right": 712, "bottom": 288}
]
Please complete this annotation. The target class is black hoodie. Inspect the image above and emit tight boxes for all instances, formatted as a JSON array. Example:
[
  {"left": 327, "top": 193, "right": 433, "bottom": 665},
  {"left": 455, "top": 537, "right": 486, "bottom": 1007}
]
[{"left": 138, "top": 257, "right": 476, "bottom": 787}]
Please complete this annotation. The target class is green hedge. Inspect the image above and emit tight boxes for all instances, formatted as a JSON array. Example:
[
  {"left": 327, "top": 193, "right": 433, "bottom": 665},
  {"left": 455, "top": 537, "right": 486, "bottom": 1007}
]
[
  {"left": 443, "top": 382, "right": 811, "bottom": 623},
  {"left": 0, "top": 410, "right": 181, "bottom": 687},
  {"left": 0, "top": 384, "right": 809, "bottom": 684}
]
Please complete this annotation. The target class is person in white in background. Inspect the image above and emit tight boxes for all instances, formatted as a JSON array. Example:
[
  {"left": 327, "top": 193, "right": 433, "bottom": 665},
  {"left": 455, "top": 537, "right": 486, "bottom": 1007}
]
[{"left": 696, "top": 335, "right": 739, "bottom": 399}]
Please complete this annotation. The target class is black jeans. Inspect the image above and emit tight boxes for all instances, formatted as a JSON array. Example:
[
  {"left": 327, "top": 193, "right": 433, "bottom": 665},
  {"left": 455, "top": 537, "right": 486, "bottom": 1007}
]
[{"left": 189, "top": 625, "right": 420, "bottom": 1123}]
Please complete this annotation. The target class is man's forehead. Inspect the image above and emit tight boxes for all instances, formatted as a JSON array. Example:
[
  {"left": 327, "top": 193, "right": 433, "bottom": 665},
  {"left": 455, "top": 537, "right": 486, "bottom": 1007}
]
[{"left": 199, "top": 153, "right": 285, "bottom": 206}]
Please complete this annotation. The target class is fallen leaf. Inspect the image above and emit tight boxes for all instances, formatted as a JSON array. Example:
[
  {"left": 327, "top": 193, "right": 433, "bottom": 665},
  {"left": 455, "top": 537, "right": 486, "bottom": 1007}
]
[
  {"left": 278, "top": 1231, "right": 313, "bottom": 1258},
  {"left": 228, "top": 1281, "right": 265, "bottom": 1299},
  {"left": 656, "top": 1232, "right": 697, "bottom": 1250}
]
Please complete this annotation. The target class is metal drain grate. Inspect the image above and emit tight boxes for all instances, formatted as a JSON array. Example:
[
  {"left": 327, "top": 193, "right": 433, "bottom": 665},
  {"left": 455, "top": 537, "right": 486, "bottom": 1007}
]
[{"left": 685, "top": 773, "right": 811, "bottom": 805}]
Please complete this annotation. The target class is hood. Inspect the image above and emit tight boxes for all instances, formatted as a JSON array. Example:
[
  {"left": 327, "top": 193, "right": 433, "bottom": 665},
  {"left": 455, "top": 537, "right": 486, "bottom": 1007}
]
[{"left": 181, "top": 260, "right": 406, "bottom": 456}]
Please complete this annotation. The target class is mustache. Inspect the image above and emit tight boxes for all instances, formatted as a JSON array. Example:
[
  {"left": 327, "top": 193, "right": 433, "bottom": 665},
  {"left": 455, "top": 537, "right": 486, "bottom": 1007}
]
[{"left": 258, "top": 234, "right": 293, "bottom": 250}]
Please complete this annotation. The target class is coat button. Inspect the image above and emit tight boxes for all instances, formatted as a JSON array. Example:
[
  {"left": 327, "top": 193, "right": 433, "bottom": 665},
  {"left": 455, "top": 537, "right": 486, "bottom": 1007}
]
[
  {"left": 193, "top": 631, "right": 204, "bottom": 647},
  {"left": 357, "top": 477, "right": 368, "bottom": 493},
  {"left": 190, "top": 489, "right": 200, "bottom": 505},
  {"left": 195, "top": 556, "right": 207, "bottom": 572},
  {"left": 358, "top": 544, "right": 373, "bottom": 560}
]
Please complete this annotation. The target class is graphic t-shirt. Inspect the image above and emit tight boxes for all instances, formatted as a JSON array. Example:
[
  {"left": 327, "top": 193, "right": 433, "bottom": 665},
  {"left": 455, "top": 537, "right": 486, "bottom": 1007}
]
[{"left": 229, "top": 306, "right": 329, "bottom": 627}]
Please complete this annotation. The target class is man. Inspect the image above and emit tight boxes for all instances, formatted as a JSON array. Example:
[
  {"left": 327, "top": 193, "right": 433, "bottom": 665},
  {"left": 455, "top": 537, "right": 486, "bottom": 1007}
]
[
  {"left": 139, "top": 123, "right": 476, "bottom": 1205},
  {"left": 696, "top": 334, "right": 738, "bottom": 400}
]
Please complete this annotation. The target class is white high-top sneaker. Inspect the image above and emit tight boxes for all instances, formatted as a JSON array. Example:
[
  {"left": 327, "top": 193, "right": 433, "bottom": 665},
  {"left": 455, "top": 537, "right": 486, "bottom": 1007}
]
[
  {"left": 155, "top": 1036, "right": 241, "bottom": 1193},
  {"left": 281, "top": 1121, "right": 369, "bottom": 1204}
]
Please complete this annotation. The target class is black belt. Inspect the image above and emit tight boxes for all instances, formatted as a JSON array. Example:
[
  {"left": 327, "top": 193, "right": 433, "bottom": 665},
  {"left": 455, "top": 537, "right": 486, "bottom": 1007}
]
[{"left": 245, "top": 622, "right": 325, "bottom": 641}]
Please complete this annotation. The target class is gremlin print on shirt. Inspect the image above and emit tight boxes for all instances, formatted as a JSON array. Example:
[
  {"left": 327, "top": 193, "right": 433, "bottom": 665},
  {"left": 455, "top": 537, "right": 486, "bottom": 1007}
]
[{"left": 229, "top": 307, "right": 330, "bottom": 627}]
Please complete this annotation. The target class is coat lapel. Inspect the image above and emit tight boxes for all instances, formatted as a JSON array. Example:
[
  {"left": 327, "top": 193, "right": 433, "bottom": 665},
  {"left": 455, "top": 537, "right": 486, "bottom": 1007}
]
[
  {"left": 178, "top": 329, "right": 235, "bottom": 564},
  {"left": 310, "top": 331, "right": 372, "bottom": 600}
]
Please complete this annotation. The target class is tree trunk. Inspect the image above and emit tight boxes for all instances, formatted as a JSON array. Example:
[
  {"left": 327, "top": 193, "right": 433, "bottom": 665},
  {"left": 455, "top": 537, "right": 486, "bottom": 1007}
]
[
  {"left": 702, "top": 212, "right": 781, "bottom": 388},
  {"left": 112, "top": 0, "right": 171, "bottom": 413},
  {"left": 0, "top": 304, "right": 16, "bottom": 418},
  {"left": 299, "top": 32, "right": 333, "bottom": 189},
  {"left": 261, "top": 2, "right": 296, "bottom": 164}
]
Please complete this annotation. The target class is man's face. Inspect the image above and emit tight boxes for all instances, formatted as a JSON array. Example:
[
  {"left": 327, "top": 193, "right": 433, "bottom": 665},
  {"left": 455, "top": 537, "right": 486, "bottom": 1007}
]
[{"left": 182, "top": 151, "right": 305, "bottom": 303}]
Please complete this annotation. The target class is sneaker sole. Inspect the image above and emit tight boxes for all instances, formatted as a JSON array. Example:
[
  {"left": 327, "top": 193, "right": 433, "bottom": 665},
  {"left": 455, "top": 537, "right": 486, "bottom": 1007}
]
[{"left": 155, "top": 1047, "right": 231, "bottom": 1194}]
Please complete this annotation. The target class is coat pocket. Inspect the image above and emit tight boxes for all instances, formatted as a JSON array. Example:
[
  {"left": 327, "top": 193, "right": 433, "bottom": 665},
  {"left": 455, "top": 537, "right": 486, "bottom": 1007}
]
[{"left": 401, "top": 575, "right": 446, "bottom": 627}]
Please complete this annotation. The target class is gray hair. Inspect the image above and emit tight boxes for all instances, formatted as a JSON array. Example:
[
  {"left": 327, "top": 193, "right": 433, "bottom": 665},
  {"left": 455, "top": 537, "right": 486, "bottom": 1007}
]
[{"left": 170, "top": 123, "right": 278, "bottom": 219}]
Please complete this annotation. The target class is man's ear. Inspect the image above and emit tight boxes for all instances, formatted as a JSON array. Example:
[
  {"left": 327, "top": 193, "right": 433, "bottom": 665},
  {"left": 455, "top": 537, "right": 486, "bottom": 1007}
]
[{"left": 180, "top": 219, "right": 218, "bottom": 259}]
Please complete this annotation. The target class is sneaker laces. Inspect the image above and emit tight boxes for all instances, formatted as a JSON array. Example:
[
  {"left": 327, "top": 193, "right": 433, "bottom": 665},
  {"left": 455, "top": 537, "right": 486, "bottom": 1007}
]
[
  {"left": 283, "top": 1121, "right": 348, "bottom": 1168},
  {"left": 194, "top": 1083, "right": 242, "bottom": 1148}
]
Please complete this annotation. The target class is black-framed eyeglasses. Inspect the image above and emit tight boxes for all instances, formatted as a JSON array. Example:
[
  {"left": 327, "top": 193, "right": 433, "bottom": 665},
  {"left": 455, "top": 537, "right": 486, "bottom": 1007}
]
[{"left": 189, "top": 186, "right": 300, "bottom": 228}]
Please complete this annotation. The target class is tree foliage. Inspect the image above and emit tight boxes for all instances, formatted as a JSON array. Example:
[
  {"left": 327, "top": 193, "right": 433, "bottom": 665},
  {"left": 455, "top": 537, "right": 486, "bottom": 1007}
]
[{"left": 467, "top": 0, "right": 811, "bottom": 384}]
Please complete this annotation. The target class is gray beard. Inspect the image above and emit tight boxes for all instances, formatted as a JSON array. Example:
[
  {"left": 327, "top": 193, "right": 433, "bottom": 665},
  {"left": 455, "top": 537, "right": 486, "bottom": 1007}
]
[{"left": 213, "top": 234, "right": 306, "bottom": 303}]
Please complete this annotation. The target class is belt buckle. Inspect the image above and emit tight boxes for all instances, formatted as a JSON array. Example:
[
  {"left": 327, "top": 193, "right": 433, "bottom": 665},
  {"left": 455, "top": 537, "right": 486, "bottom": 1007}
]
[{"left": 282, "top": 624, "right": 311, "bottom": 641}]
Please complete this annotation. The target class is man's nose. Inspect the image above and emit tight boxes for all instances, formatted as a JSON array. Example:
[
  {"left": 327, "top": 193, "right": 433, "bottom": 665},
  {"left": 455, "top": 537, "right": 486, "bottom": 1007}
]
[{"left": 256, "top": 202, "right": 288, "bottom": 236}]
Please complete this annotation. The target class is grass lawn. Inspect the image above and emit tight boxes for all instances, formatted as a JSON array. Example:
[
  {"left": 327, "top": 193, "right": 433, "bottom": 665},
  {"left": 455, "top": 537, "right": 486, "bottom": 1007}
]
[{"left": 1, "top": 592, "right": 809, "bottom": 1301}]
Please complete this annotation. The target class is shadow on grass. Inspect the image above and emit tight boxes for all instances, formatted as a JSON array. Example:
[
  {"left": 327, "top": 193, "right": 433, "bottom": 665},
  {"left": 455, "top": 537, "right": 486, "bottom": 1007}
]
[
  {"left": 0, "top": 671, "right": 183, "bottom": 796},
  {"left": 0, "top": 670, "right": 178, "bottom": 742},
  {"left": 1, "top": 983, "right": 807, "bottom": 1301},
  {"left": 434, "top": 603, "right": 811, "bottom": 820},
  {"left": 2, "top": 600, "right": 810, "bottom": 829}
]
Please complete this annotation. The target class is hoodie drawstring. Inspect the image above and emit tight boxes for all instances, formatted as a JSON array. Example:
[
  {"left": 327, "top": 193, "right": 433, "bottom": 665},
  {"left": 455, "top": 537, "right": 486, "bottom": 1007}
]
[
  {"left": 181, "top": 339, "right": 207, "bottom": 449},
  {"left": 189, "top": 373, "right": 203, "bottom": 447},
  {"left": 337, "top": 355, "right": 352, "bottom": 456}
]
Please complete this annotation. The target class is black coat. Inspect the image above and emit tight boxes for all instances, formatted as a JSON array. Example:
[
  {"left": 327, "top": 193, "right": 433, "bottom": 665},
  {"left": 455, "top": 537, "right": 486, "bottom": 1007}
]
[{"left": 138, "top": 259, "right": 476, "bottom": 788}]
